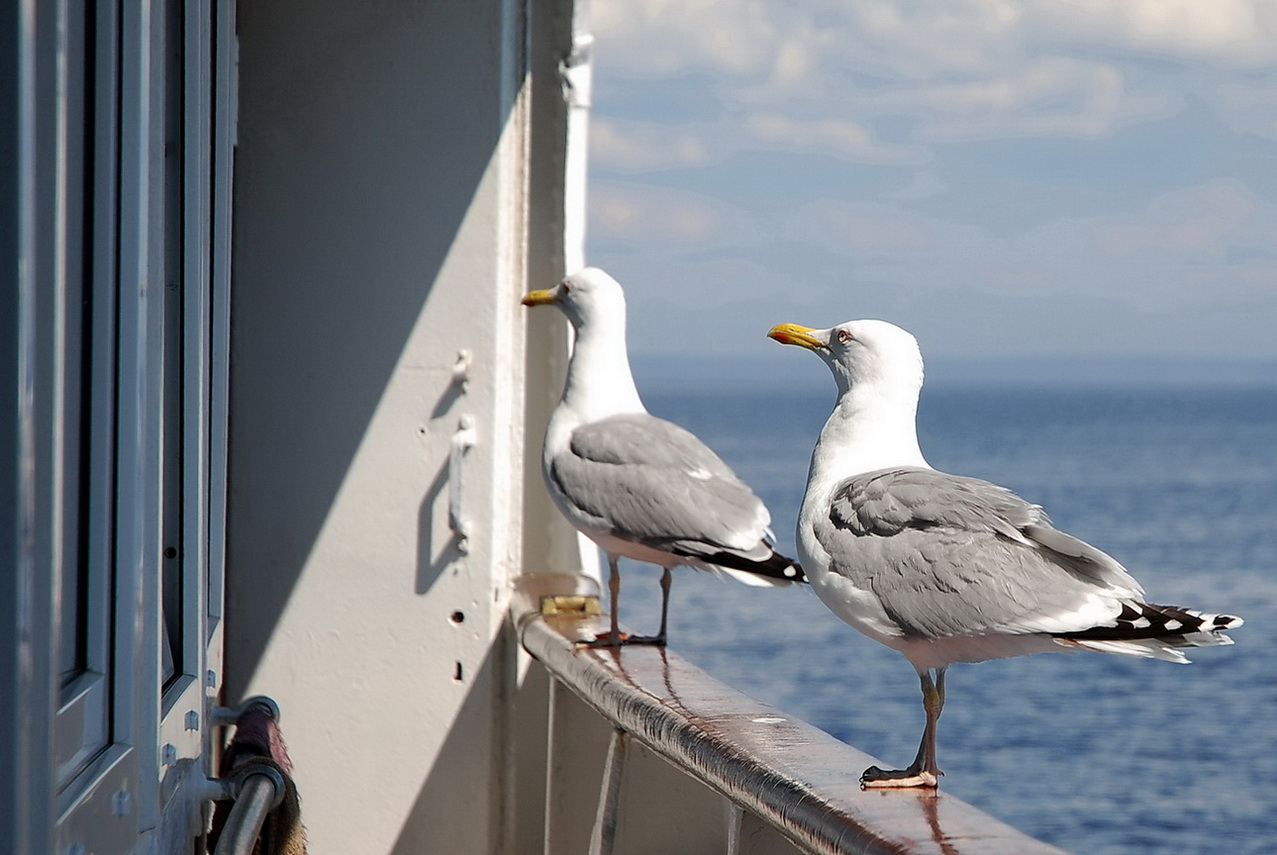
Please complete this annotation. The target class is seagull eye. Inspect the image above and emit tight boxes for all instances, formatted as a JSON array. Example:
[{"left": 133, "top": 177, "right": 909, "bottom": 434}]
[{"left": 836, "top": 329, "right": 853, "bottom": 344}]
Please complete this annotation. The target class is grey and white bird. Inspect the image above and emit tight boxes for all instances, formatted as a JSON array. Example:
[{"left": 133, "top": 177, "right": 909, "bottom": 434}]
[
  {"left": 522, "top": 268, "right": 803, "bottom": 646},
  {"left": 768, "top": 318, "right": 1243, "bottom": 788}
]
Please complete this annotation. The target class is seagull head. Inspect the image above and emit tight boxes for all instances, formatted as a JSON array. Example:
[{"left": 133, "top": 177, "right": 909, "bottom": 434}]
[
  {"left": 522, "top": 267, "right": 627, "bottom": 333},
  {"left": 768, "top": 319, "right": 924, "bottom": 399}
]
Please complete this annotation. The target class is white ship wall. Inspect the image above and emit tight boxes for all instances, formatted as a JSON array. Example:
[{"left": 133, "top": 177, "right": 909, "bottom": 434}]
[{"left": 226, "top": 1, "right": 582, "bottom": 851}]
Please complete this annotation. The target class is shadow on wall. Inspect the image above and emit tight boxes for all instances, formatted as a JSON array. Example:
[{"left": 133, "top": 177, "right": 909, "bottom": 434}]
[
  {"left": 224, "top": 0, "right": 516, "bottom": 697},
  {"left": 388, "top": 623, "right": 556, "bottom": 855}
]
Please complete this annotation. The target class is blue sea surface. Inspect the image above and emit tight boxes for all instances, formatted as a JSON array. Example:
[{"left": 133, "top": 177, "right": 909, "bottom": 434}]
[{"left": 613, "top": 385, "right": 1277, "bottom": 855}]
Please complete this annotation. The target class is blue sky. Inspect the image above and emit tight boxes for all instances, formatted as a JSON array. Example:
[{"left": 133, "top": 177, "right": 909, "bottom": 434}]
[{"left": 584, "top": 1, "right": 1277, "bottom": 380}]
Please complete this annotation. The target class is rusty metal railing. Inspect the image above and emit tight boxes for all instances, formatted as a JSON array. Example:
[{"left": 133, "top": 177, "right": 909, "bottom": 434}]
[{"left": 514, "top": 574, "right": 1069, "bottom": 855}]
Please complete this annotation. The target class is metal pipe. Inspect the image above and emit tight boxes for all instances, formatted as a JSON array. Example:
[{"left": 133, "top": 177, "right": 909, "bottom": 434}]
[
  {"left": 212, "top": 763, "right": 287, "bottom": 855},
  {"left": 587, "top": 728, "right": 627, "bottom": 855}
]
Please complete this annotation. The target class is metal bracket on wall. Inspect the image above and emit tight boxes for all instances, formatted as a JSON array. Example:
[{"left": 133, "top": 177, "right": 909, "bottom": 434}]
[
  {"left": 210, "top": 695, "right": 281, "bottom": 728},
  {"left": 560, "top": 33, "right": 594, "bottom": 108},
  {"left": 452, "top": 349, "right": 472, "bottom": 390},
  {"left": 449, "top": 416, "right": 478, "bottom": 554}
]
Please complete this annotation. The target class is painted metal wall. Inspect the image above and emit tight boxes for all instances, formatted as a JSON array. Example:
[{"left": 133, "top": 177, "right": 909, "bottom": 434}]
[{"left": 227, "top": 1, "right": 581, "bottom": 851}]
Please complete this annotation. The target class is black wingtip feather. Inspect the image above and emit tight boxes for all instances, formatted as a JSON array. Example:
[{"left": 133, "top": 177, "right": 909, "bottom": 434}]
[
  {"left": 1053, "top": 601, "right": 1243, "bottom": 642},
  {"left": 699, "top": 549, "right": 807, "bottom": 584}
]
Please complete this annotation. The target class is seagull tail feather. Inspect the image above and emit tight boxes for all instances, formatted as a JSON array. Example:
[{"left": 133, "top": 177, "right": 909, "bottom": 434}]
[
  {"left": 1051, "top": 601, "right": 1242, "bottom": 662},
  {"left": 697, "top": 548, "right": 807, "bottom": 586}
]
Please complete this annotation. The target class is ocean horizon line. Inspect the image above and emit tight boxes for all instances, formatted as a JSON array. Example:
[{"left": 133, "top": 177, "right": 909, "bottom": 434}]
[{"left": 633, "top": 352, "right": 1277, "bottom": 394}]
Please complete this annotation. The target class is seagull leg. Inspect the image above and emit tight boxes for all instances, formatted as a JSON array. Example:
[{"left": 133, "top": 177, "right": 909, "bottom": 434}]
[
  {"left": 588, "top": 556, "right": 625, "bottom": 647},
  {"left": 627, "top": 567, "right": 672, "bottom": 647},
  {"left": 861, "top": 667, "right": 946, "bottom": 789},
  {"left": 657, "top": 566, "right": 672, "bottom": 644}
]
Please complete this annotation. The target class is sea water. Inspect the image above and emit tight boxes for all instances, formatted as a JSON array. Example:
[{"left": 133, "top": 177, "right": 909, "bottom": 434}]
[{"left": 613, "top": 385, "right": 1277, "bottom": 855}]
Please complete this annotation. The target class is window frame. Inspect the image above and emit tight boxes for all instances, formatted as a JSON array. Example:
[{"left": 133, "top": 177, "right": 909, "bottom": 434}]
[
  {"left": 46, "top": 1, "right": 235, "bottom": 851},
  {"left": 52, "top": 0, "right": 117, "bottom": 799}
]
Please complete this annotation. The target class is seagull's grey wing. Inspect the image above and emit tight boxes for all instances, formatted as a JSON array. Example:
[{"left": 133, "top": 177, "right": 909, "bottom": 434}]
[
  {"left": 551, "top": 413, "right": 770, "bottom": 559},
  {"left": 566, "top": 413, "right": 740, "bottom": 481},
  {"left": 818, "top": 467, "right": 1142, "bottom": 638}
]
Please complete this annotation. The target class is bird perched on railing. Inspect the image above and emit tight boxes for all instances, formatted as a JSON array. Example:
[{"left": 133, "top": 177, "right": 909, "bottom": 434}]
[
  {"left": 769, "top": 318, "right": 1242, "bottom": 788},
  {"left": 522, "top": 268, "right": 803, "bottom": 646}
]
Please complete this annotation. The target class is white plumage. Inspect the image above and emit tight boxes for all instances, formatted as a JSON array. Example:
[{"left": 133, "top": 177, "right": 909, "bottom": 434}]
[
  {"left": 769, "top": 318, "right": 1242, "bottom": 788},
  {"left": 522, "top": 269, "right": 802, "bottom": 646}
]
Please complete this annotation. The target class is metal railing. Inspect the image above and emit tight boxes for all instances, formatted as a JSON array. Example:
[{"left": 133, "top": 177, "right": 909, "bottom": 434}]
[
  {"left": 210, "top": 764, "right": 287, "bottom": 855},
  {"left": 207, "top": 697, "right": 290, "bottom": 855},
  {"left": 514, "top": 574, "right": 1070, "bottom": 855}
]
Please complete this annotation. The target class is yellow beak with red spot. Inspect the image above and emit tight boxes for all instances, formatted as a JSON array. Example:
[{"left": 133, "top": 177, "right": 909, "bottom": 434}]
[{"left": 767, "top": 323, "right": 827, "bottom": 350}]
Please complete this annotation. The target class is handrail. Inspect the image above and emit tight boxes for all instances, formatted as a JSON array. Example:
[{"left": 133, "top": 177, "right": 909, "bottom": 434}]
[
  {"left": 212, "top": 763, "right": 288, "bottom": 855},
  {"left": 206, "top": 696, "right": 291, "bottom": 855},
  {"left": 515, "top": 574, "right": 1070, "bottom": 855}
]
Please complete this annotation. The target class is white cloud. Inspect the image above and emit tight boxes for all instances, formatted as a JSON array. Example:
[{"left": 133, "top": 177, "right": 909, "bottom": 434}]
[
  {"left": 593, "top": 177, "right": 1277, "bottom": 312},
  {"left": 886, "top": 170, "right": 949, "bottom": 201},
  {"left": 597, "top": 0, "right": 1277, "bottom": 76},
  {"left": 592, "top": 0, "right": 782, "bottom": 77},
  {"left": 773, "top": 179, "right": 1277, "bottom": 310},
  {"left": 868, "top": 56, "right": 1179, "bottom": 141},
  {"left": 1031, "top": 0, "right": 1277, "bottom": 67},
  {"left": 1094, "top": 180, "right": 1263, "bottom": 257},
  {"left": 591, "top": 119, "right": 716, "bottom": 171},
  {"left": 592, "top": 0, "right": 1277, "bottom": 157},
  {"left": 623, "top": 256, "right": 778, "bottom": 312},
  {"left": 590, "top": 181, "right": 739, "bottom": 245},
  {"left": 1195, "top": 71, "right": 1277, "bottom": 139},
  {"left": 590, "top": 179, "right": 1277, "bottom": 356},
  {"left": 845, "top": 0, "right": 1028, "bottom": 76},
  {"left": 741, "top": 114, "right": 924, "bottom": 163},
  {"left": 591, "top": 113, "right": 922, "bottom": 172},
  {"left": 786, "top": 200, "right": 934, "bottom": 255},
  {"left": 586, "top": 1, "right": 1277, "bottom": 358}
]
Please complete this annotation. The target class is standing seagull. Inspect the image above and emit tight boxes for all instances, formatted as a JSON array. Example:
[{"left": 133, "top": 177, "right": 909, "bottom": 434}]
[
  {"left": 522, "top": 268, "right": 803, "bottom": 646},
  {"left": 768, "top": 319, "right": 1242, "bottom": 788}
]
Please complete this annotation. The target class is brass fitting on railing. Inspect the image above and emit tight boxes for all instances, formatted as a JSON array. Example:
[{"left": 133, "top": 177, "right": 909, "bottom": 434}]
[{"left": 512, "top": 573, "right": 603, "bottom": 641}]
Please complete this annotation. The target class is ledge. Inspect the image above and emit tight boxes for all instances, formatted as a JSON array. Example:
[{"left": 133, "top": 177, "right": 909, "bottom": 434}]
[{"left": 514, "top": 574, "right": 1069, "bottom": 855}]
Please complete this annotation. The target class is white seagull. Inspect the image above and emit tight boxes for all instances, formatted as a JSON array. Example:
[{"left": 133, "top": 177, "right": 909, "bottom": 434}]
[
  {"left": 522, "top": 268, "right": 803, "bottom": 646},
  {"left": 768, "top": 318, "right": 1243, "bottom": 788}
]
